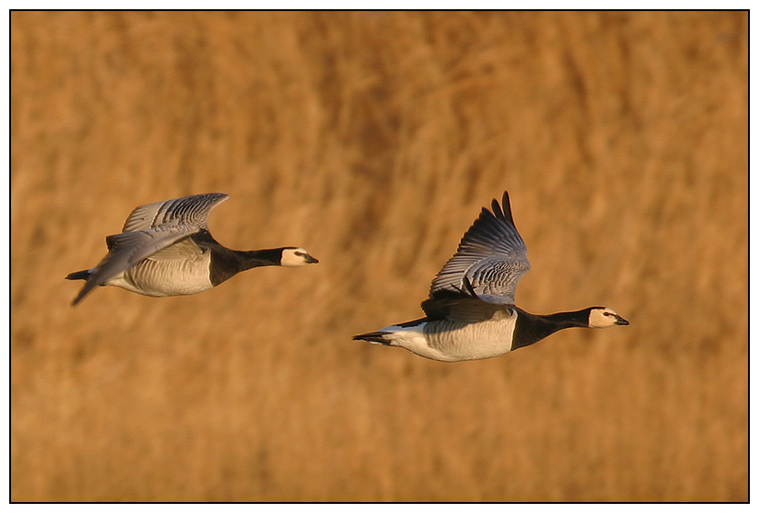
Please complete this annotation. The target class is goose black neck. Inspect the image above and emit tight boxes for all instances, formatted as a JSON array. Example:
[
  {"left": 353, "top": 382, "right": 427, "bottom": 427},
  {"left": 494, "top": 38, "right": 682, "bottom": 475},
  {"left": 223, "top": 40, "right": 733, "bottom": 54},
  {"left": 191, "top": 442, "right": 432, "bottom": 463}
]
[
  {"left": 238, "top": 248, "right": 284, "bottom": 268},
  {"left": 512, "top": 308, "right": 591, "bottom": 350},
  {"left": 209, "top": 248, "right": 283, "bottom": 286}
]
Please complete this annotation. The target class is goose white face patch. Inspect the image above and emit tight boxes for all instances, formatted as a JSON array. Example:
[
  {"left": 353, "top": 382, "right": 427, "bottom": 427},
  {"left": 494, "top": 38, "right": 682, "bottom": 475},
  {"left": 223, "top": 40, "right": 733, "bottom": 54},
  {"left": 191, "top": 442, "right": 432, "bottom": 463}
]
[
  {"left": 589, "top": 307, "right": 625, "bottom": 328},
  {"left": 280, "top": 248, "right": 318, "bottom": 267}
]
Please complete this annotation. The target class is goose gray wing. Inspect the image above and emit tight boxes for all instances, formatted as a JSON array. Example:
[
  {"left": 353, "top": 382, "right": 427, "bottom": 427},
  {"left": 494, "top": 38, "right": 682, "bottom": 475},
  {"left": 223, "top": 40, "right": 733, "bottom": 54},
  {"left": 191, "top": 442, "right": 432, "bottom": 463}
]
[
  {"left": 71, "top": 224, "right": 200, "bottom": 305},
  {"left": 428, "top": 191, "right": 530, "bottom": 306},
  {"left": 122, "top": 193, "right": 230, "bottom": 232}
]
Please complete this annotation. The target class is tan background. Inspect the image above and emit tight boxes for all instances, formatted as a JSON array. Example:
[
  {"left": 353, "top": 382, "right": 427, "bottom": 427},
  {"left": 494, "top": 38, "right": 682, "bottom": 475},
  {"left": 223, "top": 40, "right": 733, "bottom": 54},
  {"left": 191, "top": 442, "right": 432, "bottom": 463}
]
[{"left": 11, "top": 11, "right": 748, "bottom": 502}]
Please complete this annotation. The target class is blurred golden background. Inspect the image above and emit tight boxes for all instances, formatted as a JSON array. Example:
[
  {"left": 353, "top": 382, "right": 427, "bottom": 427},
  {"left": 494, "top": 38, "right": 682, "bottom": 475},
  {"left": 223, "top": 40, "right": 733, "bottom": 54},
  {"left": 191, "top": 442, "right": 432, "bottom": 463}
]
[{"left": 11, "top": 11, "right": 747, "bottom": 501}]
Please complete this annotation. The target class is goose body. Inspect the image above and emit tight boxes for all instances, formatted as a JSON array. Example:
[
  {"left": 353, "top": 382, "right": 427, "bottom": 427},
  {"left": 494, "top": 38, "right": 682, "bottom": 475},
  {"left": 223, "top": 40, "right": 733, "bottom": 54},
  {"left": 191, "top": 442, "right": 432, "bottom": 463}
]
[
  {"left": 353, "top": 191, "right": 628, "bottom": 362},
  {"left": 66, "top": 193, "right": 318, "bottom": 305}
]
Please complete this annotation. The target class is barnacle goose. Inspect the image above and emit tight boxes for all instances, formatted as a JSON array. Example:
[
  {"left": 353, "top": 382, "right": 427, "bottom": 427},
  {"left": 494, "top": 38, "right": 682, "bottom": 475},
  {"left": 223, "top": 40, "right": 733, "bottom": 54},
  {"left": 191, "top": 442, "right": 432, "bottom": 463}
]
[
  {"left": 353, "top": 191, "right": 628, "bottom": 362},
  {"left": 66, "top": 193, "right": 318, "bottom": 305}
]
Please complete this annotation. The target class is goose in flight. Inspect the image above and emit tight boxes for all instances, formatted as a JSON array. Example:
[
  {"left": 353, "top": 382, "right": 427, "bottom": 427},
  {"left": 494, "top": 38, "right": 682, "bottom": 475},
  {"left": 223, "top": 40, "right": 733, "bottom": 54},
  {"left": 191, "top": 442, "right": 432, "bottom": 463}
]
[
  {"left": 353, "top": 191, "right": 628, "bottom": 362},
  {"left": 66, "top": 193, "right": 318, "bottom": 306}
]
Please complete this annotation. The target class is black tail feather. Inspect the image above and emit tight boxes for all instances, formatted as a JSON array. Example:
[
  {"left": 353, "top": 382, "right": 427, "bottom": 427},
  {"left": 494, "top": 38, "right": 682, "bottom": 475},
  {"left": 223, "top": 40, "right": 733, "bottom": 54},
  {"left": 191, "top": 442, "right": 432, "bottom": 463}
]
[
  {"left": 66, "top": 270, "right": 90, "bottom": 281},
  {"left": 353, "top": 332, "right": 392, "bottom": 345}
]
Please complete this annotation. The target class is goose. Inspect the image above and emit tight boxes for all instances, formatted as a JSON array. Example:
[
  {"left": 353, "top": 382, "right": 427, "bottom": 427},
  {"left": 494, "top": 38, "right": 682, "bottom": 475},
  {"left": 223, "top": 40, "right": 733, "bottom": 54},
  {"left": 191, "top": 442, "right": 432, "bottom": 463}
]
[
  {"left": 353, "top": 191, "right": 628, "bottom": 362},
  {"left": 65, "top": 193, "right": 318, "bottom": 306}
]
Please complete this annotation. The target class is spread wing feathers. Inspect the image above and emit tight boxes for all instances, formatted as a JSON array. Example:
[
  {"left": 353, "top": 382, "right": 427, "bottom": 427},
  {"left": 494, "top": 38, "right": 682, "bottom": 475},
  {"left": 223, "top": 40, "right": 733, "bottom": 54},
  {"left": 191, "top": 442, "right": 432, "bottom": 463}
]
[
  {"left": 429, "top": 191, "right": 530, "bottom": 305},
  {"left": 122, "top": 193, "right": 230, "bottom": 232},
  {"left": 71, "top": 225, "right": 199, "bottom": 305}
]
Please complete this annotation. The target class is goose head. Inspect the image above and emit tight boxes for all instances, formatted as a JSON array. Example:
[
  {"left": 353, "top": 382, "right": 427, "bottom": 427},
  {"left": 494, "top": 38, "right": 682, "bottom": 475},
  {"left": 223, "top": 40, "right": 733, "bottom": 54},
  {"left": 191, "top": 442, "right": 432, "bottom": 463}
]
[
  {"left": 279, "top": 247, "right": 319, "bottom": 267},
  {"left": 588, "top": 307, "right": 629, "bottom": 328}
]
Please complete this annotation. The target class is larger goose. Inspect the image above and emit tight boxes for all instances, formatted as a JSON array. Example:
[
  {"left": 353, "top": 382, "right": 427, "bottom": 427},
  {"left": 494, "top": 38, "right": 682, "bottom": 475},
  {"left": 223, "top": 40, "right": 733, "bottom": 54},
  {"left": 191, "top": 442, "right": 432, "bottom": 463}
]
[
  {"left": 66, "top": 193, "right": 318, "bottom": 305},
  {"left": 353, "top": 191, "right": 628, "bottom": 362}
]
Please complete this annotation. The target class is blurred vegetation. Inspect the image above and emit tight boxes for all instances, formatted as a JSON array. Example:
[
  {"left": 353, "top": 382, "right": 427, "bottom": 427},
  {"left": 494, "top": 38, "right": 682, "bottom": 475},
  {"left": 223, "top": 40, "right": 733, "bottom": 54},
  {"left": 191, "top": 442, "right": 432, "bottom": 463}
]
[{"left": 11, "top": 11, "right": 747, "bottom": 501}]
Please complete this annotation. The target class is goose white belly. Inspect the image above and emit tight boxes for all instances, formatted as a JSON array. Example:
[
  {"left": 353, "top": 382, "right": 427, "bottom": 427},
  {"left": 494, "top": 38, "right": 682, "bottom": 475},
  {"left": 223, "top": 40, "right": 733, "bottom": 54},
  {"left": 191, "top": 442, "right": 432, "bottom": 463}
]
[
  {"left": 106, "top": 257, "right": 214, "bottom": 297},
  {"left": 381, "top": 309, "right": 518, "bottom": 362}
]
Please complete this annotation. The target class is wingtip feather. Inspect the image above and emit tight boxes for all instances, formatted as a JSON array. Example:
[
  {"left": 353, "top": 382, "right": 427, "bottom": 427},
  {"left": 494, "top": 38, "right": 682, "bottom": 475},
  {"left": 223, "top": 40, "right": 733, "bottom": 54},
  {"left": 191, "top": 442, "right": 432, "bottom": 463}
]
[
  {"left": 491, "top": 198, "right": 504, "bottom": 219},
  {"left": 500, "top": 190, "right": 515, "bottom": 225},
  {"left": 70, "top": 288, "right": 89, "bottom": 306}
]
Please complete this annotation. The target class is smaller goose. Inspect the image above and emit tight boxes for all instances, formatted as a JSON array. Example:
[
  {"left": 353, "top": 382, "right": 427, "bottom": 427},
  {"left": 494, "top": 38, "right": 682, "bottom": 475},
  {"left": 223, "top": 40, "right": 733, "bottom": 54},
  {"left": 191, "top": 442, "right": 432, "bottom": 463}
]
[
  {"left": 66, "top": 193, "right": 318, "bottom": 306},
  {"left": 353, "top": 191, "right": 628, "bottom": 362}
]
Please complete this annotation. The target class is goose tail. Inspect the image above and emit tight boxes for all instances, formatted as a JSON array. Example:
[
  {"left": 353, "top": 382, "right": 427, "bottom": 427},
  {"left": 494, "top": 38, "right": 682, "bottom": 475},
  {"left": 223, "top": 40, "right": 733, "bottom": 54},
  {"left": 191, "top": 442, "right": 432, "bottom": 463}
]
[
  {"left": 352, "top": 331, "right": 393, "bottom": 346},
  {"left": 65, "top": 269, "right": 91, "bottom": 281}
]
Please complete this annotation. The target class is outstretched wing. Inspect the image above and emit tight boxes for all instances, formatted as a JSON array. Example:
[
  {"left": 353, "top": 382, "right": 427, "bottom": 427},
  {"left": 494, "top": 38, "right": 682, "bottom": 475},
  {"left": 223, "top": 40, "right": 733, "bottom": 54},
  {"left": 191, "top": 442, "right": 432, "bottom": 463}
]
[
  {"left": 122, "top": 193, "right": 230, "bottom": 232},
  {"left": 71, "top": 224, "right": 199, "bottom": 305},
  {"left": 428, "top": 191, "right": 530, "bottom": 306}
]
